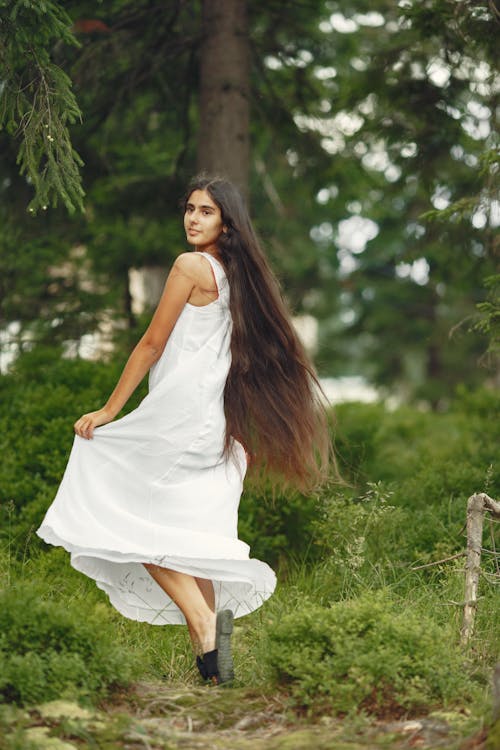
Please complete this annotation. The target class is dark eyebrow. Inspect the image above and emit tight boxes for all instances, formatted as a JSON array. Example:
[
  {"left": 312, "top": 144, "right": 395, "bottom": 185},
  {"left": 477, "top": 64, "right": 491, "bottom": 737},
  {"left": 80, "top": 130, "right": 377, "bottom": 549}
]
[{"left": 185, "top": 202, "right": 216, "bottom": 212}]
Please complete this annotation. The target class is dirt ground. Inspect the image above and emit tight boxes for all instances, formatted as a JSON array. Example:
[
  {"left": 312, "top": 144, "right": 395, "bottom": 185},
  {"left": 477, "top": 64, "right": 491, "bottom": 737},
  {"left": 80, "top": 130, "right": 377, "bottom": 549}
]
[{"left": 3, "top": 680, "right": 494, "bottom": 750}]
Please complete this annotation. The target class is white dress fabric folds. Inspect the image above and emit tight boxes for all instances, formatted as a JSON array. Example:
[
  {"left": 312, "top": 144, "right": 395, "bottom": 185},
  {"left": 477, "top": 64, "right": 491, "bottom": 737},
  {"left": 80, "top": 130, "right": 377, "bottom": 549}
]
[{"left": 36, "top": 252, "right": 276, "bottom": 625}]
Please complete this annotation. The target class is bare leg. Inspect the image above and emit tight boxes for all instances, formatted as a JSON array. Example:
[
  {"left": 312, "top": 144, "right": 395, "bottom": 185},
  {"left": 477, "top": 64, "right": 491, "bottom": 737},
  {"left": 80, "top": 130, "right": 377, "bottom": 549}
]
[
  {"left": 195, "top": 577, "right": 215, "bottom": 611},
  {"left": 143, "top": 564, "right": 215, "bottom": 654}
]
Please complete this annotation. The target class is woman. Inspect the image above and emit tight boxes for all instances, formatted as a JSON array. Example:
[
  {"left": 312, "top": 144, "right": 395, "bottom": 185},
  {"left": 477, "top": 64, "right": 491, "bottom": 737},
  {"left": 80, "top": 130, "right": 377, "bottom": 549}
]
[{"left": 36, "top": 175, "right": 330, "bottom": 685}]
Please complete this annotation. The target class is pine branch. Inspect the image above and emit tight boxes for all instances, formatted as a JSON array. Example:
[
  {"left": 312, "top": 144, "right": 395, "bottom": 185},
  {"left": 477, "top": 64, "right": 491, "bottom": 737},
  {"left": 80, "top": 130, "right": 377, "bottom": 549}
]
[{"left": 0, "top": 0, "right": 84, "bottom": 213}]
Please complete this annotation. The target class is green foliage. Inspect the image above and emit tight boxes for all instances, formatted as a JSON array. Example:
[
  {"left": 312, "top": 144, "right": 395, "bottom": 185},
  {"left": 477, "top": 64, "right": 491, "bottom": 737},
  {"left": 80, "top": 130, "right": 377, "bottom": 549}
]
[
  {"left": 0, "top": 347, "right": 143, "bottom": 555},
  {"left": 473, "top": 274, "right": 500, "bottom": 369},
  {"left": 239, "top": 386, "right": 500, "bottom": 573},
  {"left": 0, "top": 351, "right": 498, "bottom": 717},
  {"left": 0, "top": 0, "right": 84, "bottom": 212},
  {"left": 266, "top": 590, "right": 478, "bottom": 715},
  {"left": 13, "top": 351, "right": 206, "bottom": 542},
  {"left": 0, "top": 581, "right": 139, "bottom": 705},
  {"left": 238, "top": 484, "right": 319, "bottom": 568},
  {"left": 1, "top": 352, "right": 498, "bottom": 576},
  {"left": 1, "top": 0, "right": 498, "bottom": 398},
  {"left": 283, "top": 0, "right": 498, "bottom": 398},
  {"left": 0, "top": 223, "right": 103, "bottom": 338},
  {"left": 311, "top": 482, "right": 401, "bottom": 576},
  {"left": 332, "top": 394, "right": 499, "bottom": 569}
]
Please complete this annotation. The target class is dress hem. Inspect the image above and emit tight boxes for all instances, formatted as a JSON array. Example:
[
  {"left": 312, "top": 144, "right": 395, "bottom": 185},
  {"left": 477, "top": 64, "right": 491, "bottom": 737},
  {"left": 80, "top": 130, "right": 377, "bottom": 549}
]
[{"left": 36, "top": 525, "right": 277, "bottom": 625}]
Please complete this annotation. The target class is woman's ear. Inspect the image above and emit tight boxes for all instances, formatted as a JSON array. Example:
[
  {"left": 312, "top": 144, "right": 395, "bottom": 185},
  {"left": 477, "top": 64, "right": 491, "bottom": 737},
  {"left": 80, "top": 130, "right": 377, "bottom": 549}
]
[{"left": 222, "top": 225, "right": 228, "bottom": 234}]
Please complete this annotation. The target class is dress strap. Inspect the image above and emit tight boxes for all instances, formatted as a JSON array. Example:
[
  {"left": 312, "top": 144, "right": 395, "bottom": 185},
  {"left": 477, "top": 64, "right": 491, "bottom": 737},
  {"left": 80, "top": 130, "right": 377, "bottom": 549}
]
[{"left": 198, "top": 252, "right": 228, "bottom": 300}]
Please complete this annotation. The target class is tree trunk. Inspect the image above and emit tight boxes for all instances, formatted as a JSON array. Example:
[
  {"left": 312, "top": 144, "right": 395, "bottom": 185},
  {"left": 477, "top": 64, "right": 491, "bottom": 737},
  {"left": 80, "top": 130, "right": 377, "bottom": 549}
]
[
  {"left": 197, "top": 0, "right": 250, "bottom": 197},
  {"left": 461, "top": 493, "right": 486, "bottom": 645},
  {"left": 461, "top": 492, "right": 500, "bottom": 645}
]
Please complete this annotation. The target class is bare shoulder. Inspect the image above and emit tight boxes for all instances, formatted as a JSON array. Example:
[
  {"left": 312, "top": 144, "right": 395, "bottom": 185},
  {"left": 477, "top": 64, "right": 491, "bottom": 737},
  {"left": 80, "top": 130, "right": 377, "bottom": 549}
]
[{"left": 173, "top": 252, "right": 214, "bottom": 285}]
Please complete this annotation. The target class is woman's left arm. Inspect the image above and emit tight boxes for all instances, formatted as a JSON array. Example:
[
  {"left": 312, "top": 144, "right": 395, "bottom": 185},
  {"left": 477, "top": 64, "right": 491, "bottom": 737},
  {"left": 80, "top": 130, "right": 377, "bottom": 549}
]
[{"left": 74, "top": 254, "right": 196, "bottom": 439}]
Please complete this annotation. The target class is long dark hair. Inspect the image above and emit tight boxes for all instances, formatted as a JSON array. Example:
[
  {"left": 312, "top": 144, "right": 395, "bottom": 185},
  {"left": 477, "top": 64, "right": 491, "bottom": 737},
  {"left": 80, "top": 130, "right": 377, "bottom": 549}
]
[{"left": 184, "top": 174, "right": 332, "bottom": 490}]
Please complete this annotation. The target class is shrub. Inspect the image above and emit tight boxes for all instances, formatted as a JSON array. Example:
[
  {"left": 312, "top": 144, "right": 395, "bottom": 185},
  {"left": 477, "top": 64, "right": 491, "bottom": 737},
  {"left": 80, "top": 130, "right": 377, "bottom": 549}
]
[
  {"left": 238, "top": 483, "right": 319, "bottom": 567},
  {"left": 332, "top": 394, "right": 499, "bottom": 567},
  {"left": 266, "top": 590, "right": 476, "bottom": 715},
  {"left": 311, "top": 481, "right": 404, "bottom": 577},
  {"left": 0, "top": 348, "right": 144, "bottom": 558},
  {"left": 0, "top": 582, "right": 140, "bottom": 705},
  {"left": 2, "top": 349, "right": 498, "bottom": 571},
  {"left": 333, "top": 402, "right": 385, "bottom": 485}
]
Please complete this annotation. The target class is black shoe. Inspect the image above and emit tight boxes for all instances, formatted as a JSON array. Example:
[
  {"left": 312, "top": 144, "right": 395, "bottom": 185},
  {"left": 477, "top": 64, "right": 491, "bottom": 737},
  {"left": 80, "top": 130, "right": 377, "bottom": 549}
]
[
  {"left": 196, "top": 654, "right": 208, "bottom": 680},
  {"left": 197, "top": 648, "right": 220, "bottom": 684},
  {"left": 196, "top": 610, "right": 235, "bottom": 685},
  {"left": 216, "top": 609, "right": 234, "bottom": 684}
]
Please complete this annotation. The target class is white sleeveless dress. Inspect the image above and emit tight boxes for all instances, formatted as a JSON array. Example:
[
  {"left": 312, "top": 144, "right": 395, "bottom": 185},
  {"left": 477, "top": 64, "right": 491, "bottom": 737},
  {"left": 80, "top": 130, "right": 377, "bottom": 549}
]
[{"left": 36, "top": 252, "right": 276, "bottom": 625}]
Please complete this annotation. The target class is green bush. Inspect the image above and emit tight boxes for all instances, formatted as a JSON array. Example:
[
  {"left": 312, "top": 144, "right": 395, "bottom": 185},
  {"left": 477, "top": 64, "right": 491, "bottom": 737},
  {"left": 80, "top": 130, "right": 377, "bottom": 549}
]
[
  {"left": 2, "top": 349, "right": 498, "bottom": 571},
  {"left": 238, "top": 483, "right": 319, "bottom": 567},
  {"left": 0, "top": 348, "right": 144, "bottom": 557},
  {"left": 333, "top": 402, "right": 384, "bottom": 485},
  {"left": 0, "top": 582, "right": 140, "bottom": 705},
  {"left": 311, "top": 481, "right": 403, "bottom": 576},
  {"left": 266, "top": 590, "right": 477, "bottom": 715},
  {"left": 0, "top": 350, "right": 498, "bottom": 716},
  {"left": 0, "top": 348, "right": 321, "bottom": 566},
  {"left": 333, "top": 393, "right": 499, "bottom": 567}
]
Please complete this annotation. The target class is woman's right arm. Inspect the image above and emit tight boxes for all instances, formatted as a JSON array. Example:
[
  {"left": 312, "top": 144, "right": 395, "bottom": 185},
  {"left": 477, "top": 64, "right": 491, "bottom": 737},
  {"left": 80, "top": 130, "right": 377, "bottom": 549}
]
[{"left": 74, "top": 254, "right": 199, "bottom": 439}]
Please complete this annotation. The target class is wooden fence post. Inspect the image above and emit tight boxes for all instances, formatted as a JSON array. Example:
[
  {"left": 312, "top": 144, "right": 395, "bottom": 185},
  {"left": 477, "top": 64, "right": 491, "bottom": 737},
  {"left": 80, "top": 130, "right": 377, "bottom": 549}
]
[
  {"left": 460, "top": 493, "right": 500, "bottom": 646},
  {"left": 493, "top": 663, "right": 500, "bottom": 723}
]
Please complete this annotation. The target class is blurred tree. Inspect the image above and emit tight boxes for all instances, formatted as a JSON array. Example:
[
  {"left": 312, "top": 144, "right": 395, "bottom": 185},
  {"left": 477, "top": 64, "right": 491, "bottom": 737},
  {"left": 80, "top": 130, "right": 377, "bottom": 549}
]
[
  {"left": 473, "top": 273, "right": 500, "bottom": 376},
  {"left": 0, "top": 0, "right": 498, "bottom": 403},
  {"left": 285, "top": 0, "right": 499, "bottom": 402},
  {"left": 197, "top": 0, "right": 250, "bottom": 194}
]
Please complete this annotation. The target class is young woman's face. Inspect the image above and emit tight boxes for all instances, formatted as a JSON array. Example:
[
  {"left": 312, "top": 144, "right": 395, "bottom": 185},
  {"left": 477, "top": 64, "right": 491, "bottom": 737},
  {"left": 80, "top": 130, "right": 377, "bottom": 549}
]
[{"left": 184, "top": 189, "right": 224, "bottom": 250}]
